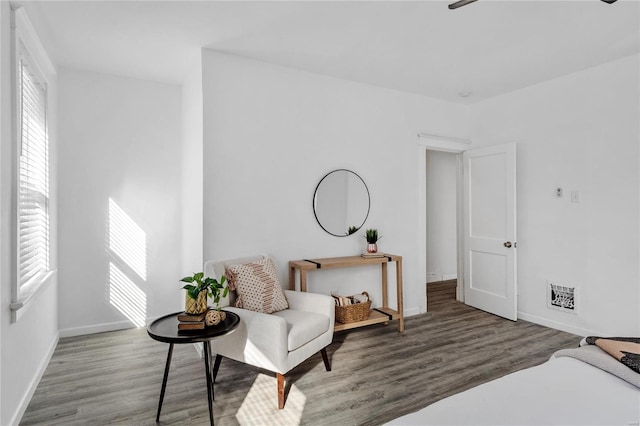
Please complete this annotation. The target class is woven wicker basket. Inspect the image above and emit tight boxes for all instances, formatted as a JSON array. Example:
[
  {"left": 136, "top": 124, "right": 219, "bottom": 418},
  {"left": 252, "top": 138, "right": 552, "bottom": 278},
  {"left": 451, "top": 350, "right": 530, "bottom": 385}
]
[{"left": 335, "top": 292, "right": 371, "bottom": 324}]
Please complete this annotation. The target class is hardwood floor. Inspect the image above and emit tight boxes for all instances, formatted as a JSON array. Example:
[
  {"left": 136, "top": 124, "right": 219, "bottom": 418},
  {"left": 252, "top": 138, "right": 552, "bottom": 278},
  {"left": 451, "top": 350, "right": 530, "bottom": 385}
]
[
  {"left": 21, "top": 294, "right": 579, "bottom": 425},
  {"left": 427, "top": 279, "right": 457, "bottom": 311}
]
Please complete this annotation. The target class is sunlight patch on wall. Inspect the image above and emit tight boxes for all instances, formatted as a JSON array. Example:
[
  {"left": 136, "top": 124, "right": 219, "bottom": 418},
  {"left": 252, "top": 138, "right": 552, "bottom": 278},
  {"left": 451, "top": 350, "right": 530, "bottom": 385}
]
[
  {"left": 109, "top": 262, "right": 147, "bottom": 328},
  {"left": 107, "top": 197, "right": 147, "bottom": 327},
  {"left": 236, "top": 373, "right": 305, "bottom": 425},
  {"left": 108, "top": 198, "right": 147, "bottom": 280}
]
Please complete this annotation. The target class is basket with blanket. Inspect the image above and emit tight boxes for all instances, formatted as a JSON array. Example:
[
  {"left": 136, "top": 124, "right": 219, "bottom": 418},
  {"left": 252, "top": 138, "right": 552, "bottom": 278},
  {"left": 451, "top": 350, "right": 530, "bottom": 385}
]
[{"left": 332, "top": 291, "right": 371, "bottom": 323}]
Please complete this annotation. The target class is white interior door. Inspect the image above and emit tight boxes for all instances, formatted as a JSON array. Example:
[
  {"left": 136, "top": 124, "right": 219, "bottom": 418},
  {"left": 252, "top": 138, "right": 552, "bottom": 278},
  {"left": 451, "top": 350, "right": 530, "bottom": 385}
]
[{"left": 463, "top": 143, "right": 517, "bottom": 320}]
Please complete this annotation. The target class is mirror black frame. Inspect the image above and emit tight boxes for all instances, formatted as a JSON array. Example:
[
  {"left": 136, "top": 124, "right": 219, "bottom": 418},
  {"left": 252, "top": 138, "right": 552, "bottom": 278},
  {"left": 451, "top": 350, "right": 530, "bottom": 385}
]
[{"left": 313, "top": 169, "right": 370, "bottom": 237}]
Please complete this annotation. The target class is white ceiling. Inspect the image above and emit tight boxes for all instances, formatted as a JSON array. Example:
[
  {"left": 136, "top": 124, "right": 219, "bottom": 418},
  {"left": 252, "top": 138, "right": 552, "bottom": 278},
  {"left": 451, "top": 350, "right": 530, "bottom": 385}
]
[{"left": 30, "top": 0, "right": 640, "bottom": 103}]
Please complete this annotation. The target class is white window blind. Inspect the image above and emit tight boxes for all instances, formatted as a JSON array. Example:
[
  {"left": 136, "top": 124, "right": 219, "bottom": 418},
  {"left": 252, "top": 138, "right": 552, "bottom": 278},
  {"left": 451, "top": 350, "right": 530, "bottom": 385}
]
[{"left": 17, "top": 44, "right": 50, "bottom": 288}]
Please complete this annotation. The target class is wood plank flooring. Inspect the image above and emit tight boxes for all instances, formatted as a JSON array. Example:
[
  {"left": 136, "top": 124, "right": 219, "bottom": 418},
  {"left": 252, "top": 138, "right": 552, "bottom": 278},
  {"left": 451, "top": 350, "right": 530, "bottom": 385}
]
[
  {"left": 21, "top": 290, "right": 579, "bottom": 425},
  {"left": 427, "top": 279, "right": 457, "bottom": 311}
]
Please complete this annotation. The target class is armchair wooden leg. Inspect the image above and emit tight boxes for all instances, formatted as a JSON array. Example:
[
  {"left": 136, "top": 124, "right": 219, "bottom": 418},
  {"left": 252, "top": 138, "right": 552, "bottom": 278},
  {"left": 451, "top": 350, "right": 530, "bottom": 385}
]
[
  {"left": 277, "top": 373, "right": 285, "bottom": 409},
  {"left": 320, "top": 348, "right": 331, "bottom": 371}
]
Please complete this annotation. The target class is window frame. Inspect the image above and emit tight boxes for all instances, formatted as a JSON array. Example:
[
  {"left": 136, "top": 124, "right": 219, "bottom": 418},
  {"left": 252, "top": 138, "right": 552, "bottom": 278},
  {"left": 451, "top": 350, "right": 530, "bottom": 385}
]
[{"left": 9, "top": 6, "right": 57, "bottom": 321}]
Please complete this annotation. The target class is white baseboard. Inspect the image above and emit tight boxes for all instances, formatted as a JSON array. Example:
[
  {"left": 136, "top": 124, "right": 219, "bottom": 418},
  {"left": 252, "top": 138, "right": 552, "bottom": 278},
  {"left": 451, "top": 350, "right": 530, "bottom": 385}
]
[
  {"left": 426, "top": 273, "right": 441, "bottom": 283},
  {"left": 426, "top": 273, "right": 457, "bottom": 283},
  {"left": 517, "top": 311, "right": 604, "bottom": 337},
  {"left": 58, "top": 314, "right": 167, "bottom": 338},
  {"left": 59, "top": 320, "right": 136, "bottom": 338},
  {"left": 404, "top": 307, "right": 421, "bottom": 317},
  {"left": 12, "top": 331, "right": 59, "bottom": 426}
]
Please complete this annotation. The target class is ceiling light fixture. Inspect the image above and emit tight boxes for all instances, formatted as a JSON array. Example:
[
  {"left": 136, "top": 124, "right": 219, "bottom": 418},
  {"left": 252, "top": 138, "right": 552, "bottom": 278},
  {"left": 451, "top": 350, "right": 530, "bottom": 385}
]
[
  {"left": 448, "top": 0, "right": 478, "bottom": 10},
  {"left": 449, "top": 0, "right": 617, "bottom": 9}
]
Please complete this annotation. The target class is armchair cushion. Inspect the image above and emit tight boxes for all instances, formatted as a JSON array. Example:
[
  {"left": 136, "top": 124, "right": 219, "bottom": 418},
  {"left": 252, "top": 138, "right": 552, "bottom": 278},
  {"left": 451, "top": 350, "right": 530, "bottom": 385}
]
[
  {"left": 226, "top": 257, "right": 289, "bottom": 314},
  {"left": 272, "top": 309, "right": 330, "bottom": 351}
]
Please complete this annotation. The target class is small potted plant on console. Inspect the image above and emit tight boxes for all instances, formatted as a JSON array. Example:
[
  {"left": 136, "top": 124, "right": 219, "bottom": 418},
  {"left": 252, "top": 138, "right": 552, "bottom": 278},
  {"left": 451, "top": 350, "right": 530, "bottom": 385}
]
[{"left": 364, "top": 229, "right": 381, "bottom": 253}]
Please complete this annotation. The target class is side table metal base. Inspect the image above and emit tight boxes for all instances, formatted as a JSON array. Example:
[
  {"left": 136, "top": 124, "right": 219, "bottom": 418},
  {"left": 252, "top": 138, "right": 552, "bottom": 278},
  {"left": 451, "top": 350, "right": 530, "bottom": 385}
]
[
  {"left": 148, "top": 311, "right": 239, "bottom": 426},
  {"left": 156, "top": 343, "right": 174, "bottom": 422},
  {"left": 155, "top": 342, "right": 216, "bottom": 425},
  {"left": 156, "top": 342, "right": 214, "bottom": 426},
  {"left": 203, "top": 341, "right": 215, "bottom": 425}
]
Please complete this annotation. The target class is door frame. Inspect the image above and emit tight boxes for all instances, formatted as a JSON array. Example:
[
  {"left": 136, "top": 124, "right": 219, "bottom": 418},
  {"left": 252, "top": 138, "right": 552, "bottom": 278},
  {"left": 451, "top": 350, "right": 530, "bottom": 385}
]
[{"left": 417, "top": 133, "right": 470, "bottom": 311}]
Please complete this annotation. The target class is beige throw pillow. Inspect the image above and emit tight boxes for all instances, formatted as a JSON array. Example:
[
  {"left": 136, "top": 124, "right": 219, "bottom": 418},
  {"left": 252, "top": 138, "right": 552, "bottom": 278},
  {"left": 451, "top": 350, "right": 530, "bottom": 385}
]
[{"left": 225, "top": 257, "right": 289, "bottom": 314}]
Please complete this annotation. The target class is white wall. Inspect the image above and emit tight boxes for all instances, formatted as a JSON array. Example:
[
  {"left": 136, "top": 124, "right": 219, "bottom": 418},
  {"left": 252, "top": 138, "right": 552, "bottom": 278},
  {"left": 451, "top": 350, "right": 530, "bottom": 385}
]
[
  {"left": 426, "top": 150, "right": 458, "bottom": 282},
  {"left": 57, "top": 69, "right": 184, "bottom": 335},
  {"left": 181, "top": 55, "right": 204, "bottom": 275},
  {"left": 1, "top": 7, "right": 6, "bottom": 422},
  {"left": 201, "top": 50, "right": 469, "bottom": 316},
  {"left": 0, "top": 4, "right": 59, "bottom": 424},
  {"left": 469, "top": 54, "right": 640, "bottom": 336}
]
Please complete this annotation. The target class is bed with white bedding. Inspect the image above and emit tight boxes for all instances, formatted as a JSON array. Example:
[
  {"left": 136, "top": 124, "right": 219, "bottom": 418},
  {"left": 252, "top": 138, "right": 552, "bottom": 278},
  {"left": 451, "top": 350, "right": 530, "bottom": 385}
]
[{"left": 389, "top": 344, "right": 640, "bottom": 426}]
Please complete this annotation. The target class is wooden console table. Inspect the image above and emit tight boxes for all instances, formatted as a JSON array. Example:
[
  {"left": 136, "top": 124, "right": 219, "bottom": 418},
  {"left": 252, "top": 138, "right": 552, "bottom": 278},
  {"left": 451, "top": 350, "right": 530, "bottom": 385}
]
[{"left": 288, "top": 254, "right": 404, "bottom": 332}]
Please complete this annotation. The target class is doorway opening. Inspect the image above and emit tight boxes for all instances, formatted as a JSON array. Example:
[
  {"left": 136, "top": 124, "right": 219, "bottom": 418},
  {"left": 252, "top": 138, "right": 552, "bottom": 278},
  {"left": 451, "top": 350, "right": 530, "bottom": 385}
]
[
  {"left": 425, "top": 149, "right": 460, "bottom": 311},
  {"left": 417, "top": 133, "right": 469, "bottom": 315}
]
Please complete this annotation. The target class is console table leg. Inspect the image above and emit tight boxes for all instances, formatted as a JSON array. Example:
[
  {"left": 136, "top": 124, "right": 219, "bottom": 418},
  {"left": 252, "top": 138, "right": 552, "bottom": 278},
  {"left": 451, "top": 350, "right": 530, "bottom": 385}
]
[
  {"left": 396, "top": 258, "right": 404, "bottom": 332},
  {"left": 289, "top": 266, "right": 295, "bottom": 290},
  {"left": 203, "top": 342, "right": 215, "bottom": 425},
  {"left": 156, "top": 343, "right": 174, "bottom": 422},
  {"left": 300, "top": 270, "right": 307, "bottom": 292},
  {"left": 381, "top": 262, "right": 388, "bottom": 308}
]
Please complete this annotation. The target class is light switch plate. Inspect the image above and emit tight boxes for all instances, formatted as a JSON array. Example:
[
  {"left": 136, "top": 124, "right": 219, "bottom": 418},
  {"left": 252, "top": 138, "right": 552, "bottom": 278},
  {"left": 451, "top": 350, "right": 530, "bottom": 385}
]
[{"left": 570, "top": 190, "right": 579, "bottom": 203}]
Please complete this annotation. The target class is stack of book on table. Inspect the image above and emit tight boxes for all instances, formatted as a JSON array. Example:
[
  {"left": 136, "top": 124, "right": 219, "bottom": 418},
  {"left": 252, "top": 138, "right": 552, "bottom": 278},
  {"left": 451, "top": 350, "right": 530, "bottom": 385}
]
[
  {"left": 361, "top": 252, "right": 385, "bottom": 258},
  {"left": 177, "top": 311, "right": 206, "bottom": 330}
]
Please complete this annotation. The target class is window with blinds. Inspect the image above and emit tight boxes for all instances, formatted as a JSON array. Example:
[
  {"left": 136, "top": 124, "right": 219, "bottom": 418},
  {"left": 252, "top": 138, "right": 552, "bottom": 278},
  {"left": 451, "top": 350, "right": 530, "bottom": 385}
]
[{"left": 17, "top": 44, "right": 50, "bottom": 288}]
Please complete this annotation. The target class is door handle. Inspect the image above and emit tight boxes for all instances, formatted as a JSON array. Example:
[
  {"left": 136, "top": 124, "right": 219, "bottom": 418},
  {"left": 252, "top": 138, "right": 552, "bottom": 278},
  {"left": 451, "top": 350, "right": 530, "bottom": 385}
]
[{"left": 504, "top": 241, "right": 513, "bottom": 248}]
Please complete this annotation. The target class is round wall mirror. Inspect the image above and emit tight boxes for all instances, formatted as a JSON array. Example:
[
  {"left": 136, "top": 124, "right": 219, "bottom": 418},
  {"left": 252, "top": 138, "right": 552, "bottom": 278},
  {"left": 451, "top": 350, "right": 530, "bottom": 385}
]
[{"left": 313, "top": 169, "right": 370, "bottom": 237}]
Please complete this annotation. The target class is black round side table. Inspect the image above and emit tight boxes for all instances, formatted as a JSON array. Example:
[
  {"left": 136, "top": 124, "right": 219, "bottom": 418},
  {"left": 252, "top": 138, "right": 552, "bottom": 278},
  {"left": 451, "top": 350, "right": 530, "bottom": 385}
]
[{"left": 147, "top": 311, "right": 239, "bottom": 425}]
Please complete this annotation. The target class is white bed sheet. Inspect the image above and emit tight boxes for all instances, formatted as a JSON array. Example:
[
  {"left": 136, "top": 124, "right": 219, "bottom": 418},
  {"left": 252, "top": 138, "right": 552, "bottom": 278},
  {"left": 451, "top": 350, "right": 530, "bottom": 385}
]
[{"left": 389, "top": 357, "right": 640, "bottom": 426}]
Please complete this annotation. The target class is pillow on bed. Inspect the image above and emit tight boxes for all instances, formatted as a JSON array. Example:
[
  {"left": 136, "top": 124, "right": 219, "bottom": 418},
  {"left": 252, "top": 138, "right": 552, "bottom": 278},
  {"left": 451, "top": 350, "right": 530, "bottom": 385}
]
[
  {"left": 585, "top": 336, "right": 640, "bottom": 374},
  {"left": 225, "top": 257, "right": 289, "bottom": 314}
]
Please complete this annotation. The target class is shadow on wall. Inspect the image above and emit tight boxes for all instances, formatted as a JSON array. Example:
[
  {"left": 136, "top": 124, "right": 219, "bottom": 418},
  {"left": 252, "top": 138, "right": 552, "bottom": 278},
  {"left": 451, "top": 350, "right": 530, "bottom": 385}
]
[{"left": 107, "top": 198, "right": 147, "bottom": 327}]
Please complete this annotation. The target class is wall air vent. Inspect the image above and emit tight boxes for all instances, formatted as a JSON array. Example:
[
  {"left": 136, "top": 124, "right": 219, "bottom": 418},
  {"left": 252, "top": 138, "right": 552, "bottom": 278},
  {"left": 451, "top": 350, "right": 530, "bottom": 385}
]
[{"left": 547, "top": 281, "right": 577, "bottom": 313}]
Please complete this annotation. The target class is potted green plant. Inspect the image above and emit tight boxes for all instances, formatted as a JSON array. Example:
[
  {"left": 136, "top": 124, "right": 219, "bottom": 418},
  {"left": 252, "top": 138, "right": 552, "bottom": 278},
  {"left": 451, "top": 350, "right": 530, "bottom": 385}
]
[
  {"left": 364, "top": 229, "right": 381, "bottom": 253},
  {"left": 180, "top": 272, "right": 229, "bottom": 315}
]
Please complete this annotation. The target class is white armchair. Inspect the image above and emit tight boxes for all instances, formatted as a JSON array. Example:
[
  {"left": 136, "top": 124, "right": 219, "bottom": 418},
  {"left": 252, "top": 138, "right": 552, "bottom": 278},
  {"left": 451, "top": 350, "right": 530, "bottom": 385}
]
[{"left": 204, "top": 255, "right": 334, "bottom": 409}]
